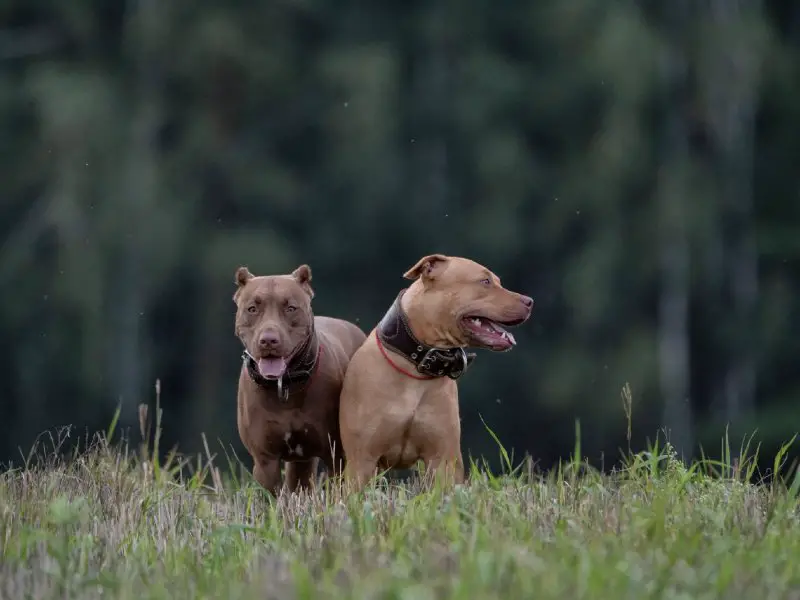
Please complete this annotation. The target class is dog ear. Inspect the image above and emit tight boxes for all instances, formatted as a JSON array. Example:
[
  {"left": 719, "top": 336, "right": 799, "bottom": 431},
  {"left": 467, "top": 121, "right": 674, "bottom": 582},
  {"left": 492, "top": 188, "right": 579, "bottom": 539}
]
[
  {"left": 292, "top": 264, "right": 315, "bottom": 299},
  {"left": 403, "top": 254, "right": 449, "bottom": 282},
  {"left": 233, "top": 266, "right": 254, "bottom": 301}
]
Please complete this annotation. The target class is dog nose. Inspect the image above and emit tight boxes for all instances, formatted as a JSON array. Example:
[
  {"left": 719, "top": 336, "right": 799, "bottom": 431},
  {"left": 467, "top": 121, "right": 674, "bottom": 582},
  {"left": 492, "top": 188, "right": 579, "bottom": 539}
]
[
  {"left": 520, "top": 295, "right": 534, "bottom": 308},
  {"left": 258, "top": 331, "right": 280, "bottom": 348}
]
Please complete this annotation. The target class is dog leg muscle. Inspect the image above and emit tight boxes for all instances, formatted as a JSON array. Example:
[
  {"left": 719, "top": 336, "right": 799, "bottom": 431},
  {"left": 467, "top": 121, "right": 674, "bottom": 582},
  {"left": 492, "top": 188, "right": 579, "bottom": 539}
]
[
  {"left": 285, "top": 458, "right": 319, "bottom": 492},
  {"left": 254, "top": 459, "right": 281, "bottom": 496}
]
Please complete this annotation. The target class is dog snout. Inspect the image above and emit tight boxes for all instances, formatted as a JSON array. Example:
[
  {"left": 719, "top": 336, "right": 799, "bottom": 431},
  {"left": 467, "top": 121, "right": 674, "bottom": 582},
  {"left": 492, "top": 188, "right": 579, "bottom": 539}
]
[
  {"left": 520, "top": 295, "right": 534, "bottom": 309},
  {"left": 258, "top": 330, "right": 280, "bottom": 349}
]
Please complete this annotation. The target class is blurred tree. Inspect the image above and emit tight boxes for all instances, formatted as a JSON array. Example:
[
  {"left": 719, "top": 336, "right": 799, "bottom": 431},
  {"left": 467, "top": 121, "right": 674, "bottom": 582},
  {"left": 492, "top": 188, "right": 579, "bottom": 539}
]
[
  {"left": 0, "top": 0, "right": 797, "bottom": 472},
  {"left": 657, "top": 0, "right": 693, "bottom": 459}
]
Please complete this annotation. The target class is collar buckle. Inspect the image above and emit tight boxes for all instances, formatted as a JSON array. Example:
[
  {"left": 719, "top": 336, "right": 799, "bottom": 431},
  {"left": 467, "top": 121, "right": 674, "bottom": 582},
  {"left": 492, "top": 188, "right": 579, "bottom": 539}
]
[
  {"left": 446, "top": 347, "right": 469, "bottom": 380},
  {"left": 276, "top": 374, "right": 289, "bottom": 402},
  {"left": 416, "top": 346, "right": 470, "bottom": 379}
]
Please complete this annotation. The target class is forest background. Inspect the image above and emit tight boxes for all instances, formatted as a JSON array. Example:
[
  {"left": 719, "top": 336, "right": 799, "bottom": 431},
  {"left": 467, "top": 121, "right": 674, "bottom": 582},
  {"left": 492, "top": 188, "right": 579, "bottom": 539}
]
[{"left": 1, "top": 0, "right": 798, "bottom": 472}]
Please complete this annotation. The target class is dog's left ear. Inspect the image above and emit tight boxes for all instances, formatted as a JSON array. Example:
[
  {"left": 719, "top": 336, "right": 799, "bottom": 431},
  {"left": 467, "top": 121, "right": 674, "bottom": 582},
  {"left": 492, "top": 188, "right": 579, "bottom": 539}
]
[
  {"left": 292, "top": 264, "right": 315, "bottom": 299},
  {"left": 403, "top": 254, "right": 449, "bottom": 282}
]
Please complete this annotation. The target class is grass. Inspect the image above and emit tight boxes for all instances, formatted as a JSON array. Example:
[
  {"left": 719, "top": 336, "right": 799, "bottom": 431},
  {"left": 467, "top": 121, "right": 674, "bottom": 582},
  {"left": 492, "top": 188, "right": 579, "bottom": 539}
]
[{"left": 1, "top": 401, "right": 800, "bottom": 599}]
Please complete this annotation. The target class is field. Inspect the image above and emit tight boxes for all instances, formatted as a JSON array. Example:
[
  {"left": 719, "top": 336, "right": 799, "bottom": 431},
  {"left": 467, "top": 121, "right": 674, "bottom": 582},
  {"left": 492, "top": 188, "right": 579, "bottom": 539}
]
[{"left": 1, "top": 410, "right": 800, "bottom": 600}]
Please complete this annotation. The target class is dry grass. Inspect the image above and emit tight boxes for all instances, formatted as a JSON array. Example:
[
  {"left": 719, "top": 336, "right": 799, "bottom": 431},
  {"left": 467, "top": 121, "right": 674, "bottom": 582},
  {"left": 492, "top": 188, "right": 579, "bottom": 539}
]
[{"left": 1, "top": 410, "right": 800, "bottom": 599}]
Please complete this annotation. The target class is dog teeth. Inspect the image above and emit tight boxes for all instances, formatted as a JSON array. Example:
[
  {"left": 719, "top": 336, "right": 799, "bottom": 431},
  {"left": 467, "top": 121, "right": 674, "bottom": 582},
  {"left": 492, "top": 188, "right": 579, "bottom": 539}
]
[
  {"left": 469, "top": 318, "right": 516, "bottom": 345},
  {"left": 501, "top": 331, "right": 516, "bottom": 345}
]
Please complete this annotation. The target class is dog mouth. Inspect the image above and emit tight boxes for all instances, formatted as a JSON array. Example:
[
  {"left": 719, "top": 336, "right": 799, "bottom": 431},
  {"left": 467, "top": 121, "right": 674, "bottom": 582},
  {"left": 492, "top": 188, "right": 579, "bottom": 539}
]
[
  {"left": 256, "top": 357, "right": 288, "bottom": 380},
  {"left": 252, "top": 335, "right": 311, "bottom": 380},
  {"left": 460, "top": 316, "right": 526, "bottom": 352}
]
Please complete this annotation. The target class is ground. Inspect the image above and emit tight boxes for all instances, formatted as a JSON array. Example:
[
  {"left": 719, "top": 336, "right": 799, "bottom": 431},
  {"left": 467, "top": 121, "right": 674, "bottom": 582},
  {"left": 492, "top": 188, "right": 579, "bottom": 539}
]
[{"left": 1, "top": 419, "right": 799, "bottom": 599}]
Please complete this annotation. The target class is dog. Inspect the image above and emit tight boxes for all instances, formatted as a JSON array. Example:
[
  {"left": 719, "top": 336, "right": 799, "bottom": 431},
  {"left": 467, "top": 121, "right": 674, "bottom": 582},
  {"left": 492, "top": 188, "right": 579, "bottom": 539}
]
[
  {"left": 338, "top": 254, "right": 533, "bottom": 489},
  {"left": 233, "top": 264, "right": 366, "bottom": 495}
]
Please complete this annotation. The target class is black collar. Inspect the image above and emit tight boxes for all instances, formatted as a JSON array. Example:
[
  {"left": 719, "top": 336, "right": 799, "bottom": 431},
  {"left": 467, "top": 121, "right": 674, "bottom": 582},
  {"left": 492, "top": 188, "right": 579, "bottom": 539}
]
[
  {"left": 242, "top": 328, "right": 320, "bottom": 401},
  {"left": 376, "top": 289, "right": 476, "bottom": 380}
]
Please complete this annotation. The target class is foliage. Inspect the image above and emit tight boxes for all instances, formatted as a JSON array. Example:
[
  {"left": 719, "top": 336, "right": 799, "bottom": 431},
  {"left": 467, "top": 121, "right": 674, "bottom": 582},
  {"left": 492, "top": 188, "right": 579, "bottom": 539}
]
[
  {"left": 0, "top": 0, "right": 798, "bottom": 469},
  {"left": 1, "top": 419, "right": 800, "bottom": 599}
]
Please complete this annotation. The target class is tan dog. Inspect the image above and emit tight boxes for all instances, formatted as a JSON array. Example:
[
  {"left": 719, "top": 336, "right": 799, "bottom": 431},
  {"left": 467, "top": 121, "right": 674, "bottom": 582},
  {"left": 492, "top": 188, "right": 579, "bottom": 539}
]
[
  {"left": 339, "top": 254, "right": 533, "bottom": 489},
  {"left": 233, "top": 264, "right": 366, "bottom": 495}
]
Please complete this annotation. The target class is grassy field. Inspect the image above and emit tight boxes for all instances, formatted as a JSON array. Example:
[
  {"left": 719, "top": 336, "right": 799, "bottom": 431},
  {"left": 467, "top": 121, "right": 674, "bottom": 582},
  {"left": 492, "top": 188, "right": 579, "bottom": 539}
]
[{"left": 2, "top": 409, "right": 800, "bottom": 600}]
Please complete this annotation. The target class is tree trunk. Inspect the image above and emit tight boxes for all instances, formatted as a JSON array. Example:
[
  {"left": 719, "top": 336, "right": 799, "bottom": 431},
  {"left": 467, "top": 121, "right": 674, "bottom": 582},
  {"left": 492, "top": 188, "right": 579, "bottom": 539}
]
[
  {"left": 114, "top": 0, "right": 161, "bottom": 413},
  {"left": 410, "top": 4, "right": 452, "bottom": 222},
  {"left": 703, "top": 0, "right": 762, "bottom": 429},
  {"left": 658, "top": 0, "right": 694, "bottom": 460},
  {"left": 189, "top": 270, "right": 229, "bottom": 454}
]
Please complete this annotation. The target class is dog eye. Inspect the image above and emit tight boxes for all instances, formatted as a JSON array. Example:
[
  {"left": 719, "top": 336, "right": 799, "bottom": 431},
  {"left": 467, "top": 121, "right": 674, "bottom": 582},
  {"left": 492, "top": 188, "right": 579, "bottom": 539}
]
[
  {"left": 247, "top": 305, "right": 257, "bottom": 314},
  {"left": 286, "top": 305, "right": 296, "bottom": 313},
  {"left": 480, "top": 278, "right": 491, "bottom": 286}
]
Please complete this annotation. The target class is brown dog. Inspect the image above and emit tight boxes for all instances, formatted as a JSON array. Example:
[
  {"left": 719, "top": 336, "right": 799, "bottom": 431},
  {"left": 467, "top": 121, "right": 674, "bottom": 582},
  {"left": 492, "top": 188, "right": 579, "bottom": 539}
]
[
  {"left": 338, "top": 254, "right": 533, "bottom": 489},
  {"left": 233, "top": 264, "right": 366, "bottom": 495}
]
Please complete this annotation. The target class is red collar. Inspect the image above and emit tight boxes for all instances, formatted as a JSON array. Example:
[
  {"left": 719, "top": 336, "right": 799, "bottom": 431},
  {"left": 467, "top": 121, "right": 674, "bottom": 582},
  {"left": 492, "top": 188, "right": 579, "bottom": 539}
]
[{"left": 374, "top": 330, "right": 435, "bottom": 381}]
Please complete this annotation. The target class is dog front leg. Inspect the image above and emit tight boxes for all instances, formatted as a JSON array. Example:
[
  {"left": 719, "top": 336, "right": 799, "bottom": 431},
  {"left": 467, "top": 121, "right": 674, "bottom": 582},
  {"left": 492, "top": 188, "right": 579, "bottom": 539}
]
[
  {"left": 285, "top": 458, "right": 319, "bottom": 492},
  {"left": 423, "top": 454, "right": 465, "bottom": 488},
  {"left": 343, "top": 455, "right": 379, "bottom": 492},
  {"left": 253, "top": 458, "right": 282, "bottom": 496},
  {"left": 323, "top": 434, "right": 347, "bottom": 479}
]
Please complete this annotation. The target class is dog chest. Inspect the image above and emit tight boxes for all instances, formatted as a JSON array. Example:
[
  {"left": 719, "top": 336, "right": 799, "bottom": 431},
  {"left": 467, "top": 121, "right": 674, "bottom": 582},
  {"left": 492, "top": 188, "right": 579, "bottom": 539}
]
[{"left": 262, "top": 422, "right": 326, "bottom": 460}]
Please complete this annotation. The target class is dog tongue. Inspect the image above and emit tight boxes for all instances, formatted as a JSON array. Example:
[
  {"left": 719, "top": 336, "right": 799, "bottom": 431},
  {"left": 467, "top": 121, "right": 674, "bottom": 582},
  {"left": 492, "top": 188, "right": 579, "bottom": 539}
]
[{"left": 258, "top": 358, "right": 287, "bottom": 379}]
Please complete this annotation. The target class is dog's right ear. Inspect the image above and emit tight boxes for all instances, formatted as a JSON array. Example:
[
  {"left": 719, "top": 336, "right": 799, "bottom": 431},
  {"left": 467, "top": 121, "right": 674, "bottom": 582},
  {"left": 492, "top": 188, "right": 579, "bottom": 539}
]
[
  {"left": 403, "top": 254, "right": 449, "bottom": 282},
  {"left": 233, "top": 266, "right": 254, "bottom": 302}
]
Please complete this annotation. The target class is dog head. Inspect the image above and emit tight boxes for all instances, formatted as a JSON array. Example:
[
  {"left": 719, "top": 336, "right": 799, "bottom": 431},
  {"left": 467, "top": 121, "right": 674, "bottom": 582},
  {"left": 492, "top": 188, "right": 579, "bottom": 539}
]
[
  {"left": 233, "top": 265, "right": 315, "bottom": 379},
  {"left": 402, "top": 254, "right": 533, "bottom": 352}
]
